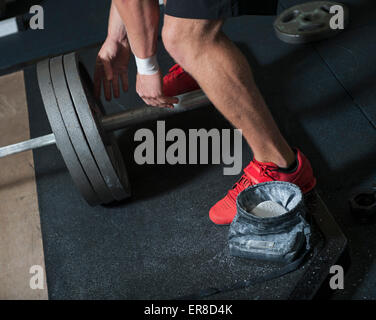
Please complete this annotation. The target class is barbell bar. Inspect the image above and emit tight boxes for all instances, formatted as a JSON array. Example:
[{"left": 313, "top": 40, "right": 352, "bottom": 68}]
[
  {"left": 0, "top": 89, "right": 209, "bottom": 158},
  {"left": 0, "top": 52, "right": 210, "bottom": 205}
]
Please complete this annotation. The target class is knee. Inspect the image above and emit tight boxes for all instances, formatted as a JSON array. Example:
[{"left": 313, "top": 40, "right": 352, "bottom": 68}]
[
  {"left": 162, "top": 18, "right": 223, "bottom": 64},
  {"left": 161, "top": 23, "right": 182, "bottom": 60},
  {"left": 162, "top": 21, "right": 193, "bottom": 64}
]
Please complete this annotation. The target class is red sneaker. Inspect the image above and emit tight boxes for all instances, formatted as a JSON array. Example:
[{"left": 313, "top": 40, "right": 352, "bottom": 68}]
[
  {"left": 209, "top": 148, "right": 317, "bottom": 225},
  {"left": 163, "top": 64, "right": 200, "bottom": 97}
]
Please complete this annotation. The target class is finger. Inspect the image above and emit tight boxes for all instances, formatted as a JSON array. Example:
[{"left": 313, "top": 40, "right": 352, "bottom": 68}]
[
  {"left": 159, "top": 103, "right": 174, "bottom": 109},
  {"left": 145, "top": 97, "right": 161, "bottom": 107},
  {"left": 112, "top": 74, "right": 120, "bottom": 99},
  {"left": 155, "top": 95, "right": 179, "bottom": 107},
  {"left": 103, "top": 60, "right": 113, "bottom": 81},
  {"left": 103, "top": 79, "right": 112, "bottom": 101},
  {"left": 161, "top": 95, "right": 179, "bottom": 105},
  {"left": 146, "top": 98, "right": 158, "bottom": 107},
  {"left": 120, "top": 72, "right": 128, "bottom": 92},
  {"left": 154, "top": 97, "right": 174, "bottom": 109},
  {"left": 138, "top": 94, "right": 152, "bottom": 106}
]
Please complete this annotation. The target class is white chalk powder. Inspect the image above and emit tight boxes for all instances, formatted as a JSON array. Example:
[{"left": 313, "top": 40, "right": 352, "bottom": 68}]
[{"left": 251, "top": 200, "right": 288, "bottom": 218}]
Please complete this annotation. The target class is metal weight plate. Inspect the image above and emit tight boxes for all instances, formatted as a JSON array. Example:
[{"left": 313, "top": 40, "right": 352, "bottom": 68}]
[
  {"left": 107, "top": 135, "right": 130, "bottom": 200},
  {"left": 49, "top": 56, "right": 114, "bottom": 205},
  {"left": 274, "top": 1, "right": 349, "bottom": 44},
  {"left": 63, "top": 52, "right": 131, "bottom": 201},
  {"left": 36, "top": 60, "right": 100, "bottom": 206}
]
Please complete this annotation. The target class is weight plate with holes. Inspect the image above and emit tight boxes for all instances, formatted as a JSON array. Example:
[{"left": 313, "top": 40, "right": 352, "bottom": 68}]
[
  {"left": 49, "top": 56, "right": 114, "bottom": 205},
  {"left": 274, "top": 1, "right": 349, "bottom": 44},
  {"left": 63, "top": 52, "right": 131, "bottom": 201},
  {"left": 36, "top": 60, "right": 100, "bottom": 206}
]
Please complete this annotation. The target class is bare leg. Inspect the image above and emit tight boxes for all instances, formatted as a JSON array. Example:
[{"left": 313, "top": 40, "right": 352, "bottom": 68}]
[{"left": 162, "top": 16, "right": 295, "bottom": 168}]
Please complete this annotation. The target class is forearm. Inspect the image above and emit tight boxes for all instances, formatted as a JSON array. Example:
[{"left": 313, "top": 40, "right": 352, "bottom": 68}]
[
  {"left": 113, "top": 0, "right": 159, "bottom": 58},
  {"left": 107, "top": 1, "right": 127, "bottom": 42}
]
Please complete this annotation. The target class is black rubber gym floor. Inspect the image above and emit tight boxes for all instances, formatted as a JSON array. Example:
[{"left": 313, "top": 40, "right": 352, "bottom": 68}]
[{"left": 5, "top": 0, "right": 376, "bottom": 299}]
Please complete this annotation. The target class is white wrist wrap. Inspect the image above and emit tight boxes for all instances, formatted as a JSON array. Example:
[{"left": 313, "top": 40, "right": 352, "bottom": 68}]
[{"left": 135, "top": 54, "right": 159, "bottom": 75}]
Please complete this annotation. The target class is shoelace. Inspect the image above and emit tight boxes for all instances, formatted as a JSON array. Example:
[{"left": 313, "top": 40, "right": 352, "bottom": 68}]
[
  {"left": 227, "top": 174, "right": 252, "bottom": 203},
  {"left": 226, "top": 163, "right": 279, "bottom": 203},
  {"left": 259, "top": 164, "right": 279, "bottom": 180},
  {"left": 164, "top": 64, "right": 184, "bottom": 83},
  {"left": 169, "top": 64, "right": 180, "bottom": 73}
]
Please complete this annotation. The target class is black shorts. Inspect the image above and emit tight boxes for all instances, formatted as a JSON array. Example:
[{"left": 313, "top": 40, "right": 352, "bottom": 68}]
[{"left": 164, "top": 0, "right": 279, "bottom": 20}]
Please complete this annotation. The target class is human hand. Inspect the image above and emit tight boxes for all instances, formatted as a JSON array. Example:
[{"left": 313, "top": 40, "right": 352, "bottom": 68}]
[
  {"left": 94, "top": 38, "right": 130, "bottom": 101},
  {"left": 136, "top": 71, "right": 179, "bottom": 108}
]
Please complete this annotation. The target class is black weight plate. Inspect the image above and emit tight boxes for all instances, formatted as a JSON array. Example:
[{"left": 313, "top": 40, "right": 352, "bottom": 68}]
[
  {"left": 63, "top": 52, "right": 131, "bottom": 201},
  {"left": 107, "top": 135, "right": 130, "bottom": 200},
  {"left": 49, "top": 56, "right": 114, "bottom": 205},
  {"left": 274, "top": 1, "right": 349, "bottom": 44},
  {"left": 36, "top": 60, "right": 100, "bottom": 206}
]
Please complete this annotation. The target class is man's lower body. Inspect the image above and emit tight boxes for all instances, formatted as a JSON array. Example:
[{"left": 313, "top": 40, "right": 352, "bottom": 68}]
[{"left": 161, "top": 0, "right": 316, "bottom": 225}]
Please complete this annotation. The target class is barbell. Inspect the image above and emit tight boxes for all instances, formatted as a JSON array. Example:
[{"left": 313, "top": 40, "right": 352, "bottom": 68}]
[
  {"left": 273, "top": 1, "right": 349, "bottom": 45},
  {"left": 0, "top": 52, "right": 210, "bottom": 205}
]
